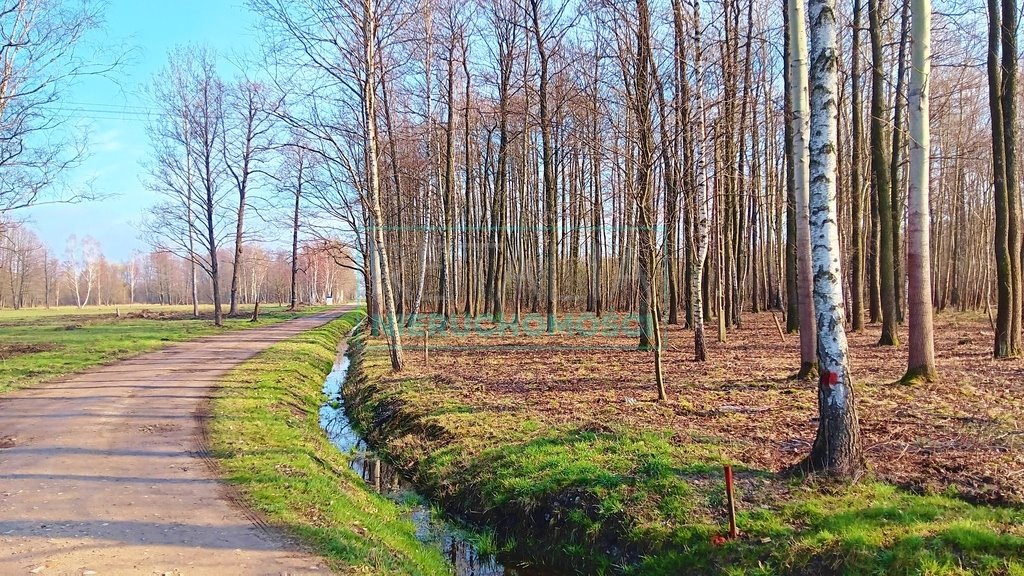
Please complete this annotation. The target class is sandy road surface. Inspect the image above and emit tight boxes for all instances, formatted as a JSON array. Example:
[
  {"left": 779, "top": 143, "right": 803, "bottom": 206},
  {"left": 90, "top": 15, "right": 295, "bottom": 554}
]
[{"left": 0, "top": 307, "right": 355, "bottom": 575}]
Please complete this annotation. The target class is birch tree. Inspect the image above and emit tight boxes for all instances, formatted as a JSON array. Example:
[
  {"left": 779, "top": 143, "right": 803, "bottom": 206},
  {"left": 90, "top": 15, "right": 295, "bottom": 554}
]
[
  {"left": 689, "top": 0, "right": 711, "bottom": 362},
  {"left": 362, "top": 0, "right": 404, "bottom": 370},
  {"left": 803, "top": 0, "right": 864, "bottom": 477}
]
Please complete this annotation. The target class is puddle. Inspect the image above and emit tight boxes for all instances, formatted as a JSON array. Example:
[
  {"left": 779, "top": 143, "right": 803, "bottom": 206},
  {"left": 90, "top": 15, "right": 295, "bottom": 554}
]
[{"left": 319, "top": 350, "right": 553, "bottom": 576}]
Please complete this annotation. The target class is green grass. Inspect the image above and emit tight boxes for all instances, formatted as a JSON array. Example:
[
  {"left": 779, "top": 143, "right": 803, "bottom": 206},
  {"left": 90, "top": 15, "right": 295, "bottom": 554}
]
[
  {"left": 345, "top": 335, "right": 1024, "bottom": 576},
  {"left": 0, "top": 304, "right": 331, "bottom": 394},
  {"left": 208, "top": 309, "right": 452, "bottom": 575}
]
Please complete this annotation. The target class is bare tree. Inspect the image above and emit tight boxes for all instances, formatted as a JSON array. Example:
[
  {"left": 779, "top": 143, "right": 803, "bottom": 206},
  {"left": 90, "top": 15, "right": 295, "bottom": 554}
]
[
  {"left": 870, "top": 0, "right": 900, "bottom": 346},
  {"left": 223, "top": 78, "right": 280, "bottom": 315},
  {"left": 0, "top": 0, "right": 120, "bottom": 214},
  {"left": 143, "top": 47, "right": 229, "bottom": 326},
  {"left": 527, "top": 0, "right": 571, "bottom": 334},
  {"left": 250, "top": 0, "right": 408, "bottom": 368},
  {"left": 278, "top": 140, "right": 316, "bottom": 311}
]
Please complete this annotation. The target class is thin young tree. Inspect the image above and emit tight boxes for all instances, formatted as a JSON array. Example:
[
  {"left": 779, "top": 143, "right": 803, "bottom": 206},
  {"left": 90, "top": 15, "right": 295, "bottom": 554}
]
[
  {"left": 223, "top": 79, "right": 279, "bottom": 316},
  {"left": 849, "top": 0, "right": 866, "bottom": 332},
  {"left": 689, "top": 0, "right": 711, "bottom": 362},
  {"left": 788, "top": 0, "right": 817, "bottom": 378},
  {"left": 870, "top": 0, "right": 899, "bottom": 346}
]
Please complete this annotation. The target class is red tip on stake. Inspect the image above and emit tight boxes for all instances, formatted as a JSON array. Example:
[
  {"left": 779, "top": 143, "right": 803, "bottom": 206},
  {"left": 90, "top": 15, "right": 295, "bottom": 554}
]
[{"left": 724, "top": 464, "right": 739, "bottom": 539}]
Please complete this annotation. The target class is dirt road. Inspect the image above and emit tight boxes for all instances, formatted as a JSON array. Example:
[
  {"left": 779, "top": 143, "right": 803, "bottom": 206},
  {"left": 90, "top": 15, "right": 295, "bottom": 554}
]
[{"left": 0, "top": 308, "right": 354, "bottom": 575}]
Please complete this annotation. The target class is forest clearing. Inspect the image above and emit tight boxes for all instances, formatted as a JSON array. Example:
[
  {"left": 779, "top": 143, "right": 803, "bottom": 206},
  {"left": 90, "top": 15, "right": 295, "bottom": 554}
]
[
  {"left": 348, "top": 312, "right": 1024, "bottom": 573},
  {"left": 397, "top": 311, "right": 1023, "bottom": 505}
]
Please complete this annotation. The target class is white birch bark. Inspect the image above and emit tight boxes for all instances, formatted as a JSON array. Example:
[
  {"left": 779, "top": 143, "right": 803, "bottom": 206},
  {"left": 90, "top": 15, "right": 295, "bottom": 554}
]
[
  {"left": 806, "top": 0, "right": 863, "bottom": 476},
  {"left": 690, "top": 0, "right": 710, "bottom": 362},
  {"left": 363, "top": 0, "right": 404, "bottom": 371}
]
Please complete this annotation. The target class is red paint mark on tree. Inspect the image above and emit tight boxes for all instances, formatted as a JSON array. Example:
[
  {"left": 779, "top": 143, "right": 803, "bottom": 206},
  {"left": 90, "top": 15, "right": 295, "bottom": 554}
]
[{"left": 826, "top": 371, "right": 839, "bottom": 387}]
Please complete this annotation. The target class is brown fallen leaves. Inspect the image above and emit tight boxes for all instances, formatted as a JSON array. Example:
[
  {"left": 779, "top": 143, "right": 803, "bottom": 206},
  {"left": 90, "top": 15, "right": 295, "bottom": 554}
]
[{"left": 413, "top": 311, "right": 1024, "bottom": 505}]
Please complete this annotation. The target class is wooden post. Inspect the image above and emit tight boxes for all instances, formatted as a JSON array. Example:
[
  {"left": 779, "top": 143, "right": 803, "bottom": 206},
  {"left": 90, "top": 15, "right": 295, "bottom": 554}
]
[
  {"left": 771, "top": 310, "right": 787, "bottom": 342},
  {"left": 424, "top": 325, "right": 429, "bottom": 365},
  {"left": 724, "top": 464, "right": 739, "bottom": 539}
]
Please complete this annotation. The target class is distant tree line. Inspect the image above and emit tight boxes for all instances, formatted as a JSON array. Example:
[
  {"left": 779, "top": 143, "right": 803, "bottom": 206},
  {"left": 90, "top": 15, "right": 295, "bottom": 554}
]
[{"left": 0, "top": 221, "right": 356, "bottom": 310}]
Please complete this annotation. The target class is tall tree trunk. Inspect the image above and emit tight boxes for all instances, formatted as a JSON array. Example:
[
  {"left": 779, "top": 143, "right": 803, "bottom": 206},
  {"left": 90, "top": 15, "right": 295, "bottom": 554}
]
[
  {"left": 690, "top": 0, "right": 710, "bottom": 361},
  {"left": 530, "top": 0, "right": 558, "bottom": 333},
  {"left": 229, "top": 186, "right": 246, "bottom": 316},
  {"left": 788, "top": 0, "right": 818, "bottom": 377},
  {"left": 784, "top": 0, "right": 799, "bottom": 333},
  {"left": 440, "top": 48, "right": 455, "bottom": 329},
  {"left": 462, "top": 40, "right": 474, "bottom": 319},
  {"left": 988, "top": 0, "right": 1017, "bottom": 357},
  {"left": 870, "top": 0, "right": 899, "bottom": 345},
  {"left": 363, "top": 0, "right": 403, "bottom": 371},
  {"left": 1001, "top": 0, "right": 1023, "bottom": 355},
  {"left": 206, "top": 186, "right": 222, "bottom": 327},
  {"left": 903, "top": 0, "right": 937, "bottom": 382},
  {"left": 889, "top": 0, "right": 911, "bottom": 325},
  {"left": 289, "top": 157, "right": 303, "bottom": 311},
  {"left": 850, "top": 0, "right": 865, "bottom": 332},
  {"left": 804, "top": 0, "right": 864, "bottom": 478}
]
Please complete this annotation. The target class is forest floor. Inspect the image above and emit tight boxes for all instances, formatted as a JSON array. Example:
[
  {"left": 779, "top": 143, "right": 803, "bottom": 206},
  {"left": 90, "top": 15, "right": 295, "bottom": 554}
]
[
  {"left": 0, "top": 304, "right": 330, "bottom": 394},
  {"left": 350, "top": 310, "right": 1024, "bottom": 575},
  {"left": 422, "top": 310, "right": 1023, "bottom": 506}
]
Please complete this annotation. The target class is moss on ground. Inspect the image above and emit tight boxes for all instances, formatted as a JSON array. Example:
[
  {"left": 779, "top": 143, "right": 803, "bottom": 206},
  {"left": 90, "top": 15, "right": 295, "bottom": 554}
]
[
  {"left": 209, "top": 310, "right": 451, "bottom": 575},
  {"left": 345, "top": 332, "right": 1024, "bottom": 576}
]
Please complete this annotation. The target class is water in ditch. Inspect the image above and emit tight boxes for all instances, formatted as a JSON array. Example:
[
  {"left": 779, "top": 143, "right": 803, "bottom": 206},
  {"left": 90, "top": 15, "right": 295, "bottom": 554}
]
[{"left": 319, "top": 351, "right": 551, "bottom": 576}]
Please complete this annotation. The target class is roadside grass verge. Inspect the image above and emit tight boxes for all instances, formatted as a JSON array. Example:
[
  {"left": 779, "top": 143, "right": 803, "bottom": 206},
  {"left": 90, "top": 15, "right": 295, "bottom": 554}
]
[
  {"left": 208, "top": 310, "right": 451, "bottom": 575},
  {"left": 0, "top": 304, "right": 331, "bottom": 394},
  {"left": 346, "top": 334, "right": 1024, "bottom": 576}
]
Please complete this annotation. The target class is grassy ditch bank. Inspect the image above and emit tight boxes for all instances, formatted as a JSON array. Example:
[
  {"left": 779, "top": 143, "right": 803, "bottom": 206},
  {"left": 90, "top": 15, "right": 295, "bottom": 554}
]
[
  {"left": 208, "top": 310, "right": 451, "bottom": 575},
  {"left": 345, "top": 331, "right": 1024, "bottom": 576}
]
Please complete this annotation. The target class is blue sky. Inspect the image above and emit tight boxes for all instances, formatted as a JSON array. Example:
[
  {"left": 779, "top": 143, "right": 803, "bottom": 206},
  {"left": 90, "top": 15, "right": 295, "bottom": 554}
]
[{"left": 22, "top": 0, "right": 261, "bottom": 261}]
